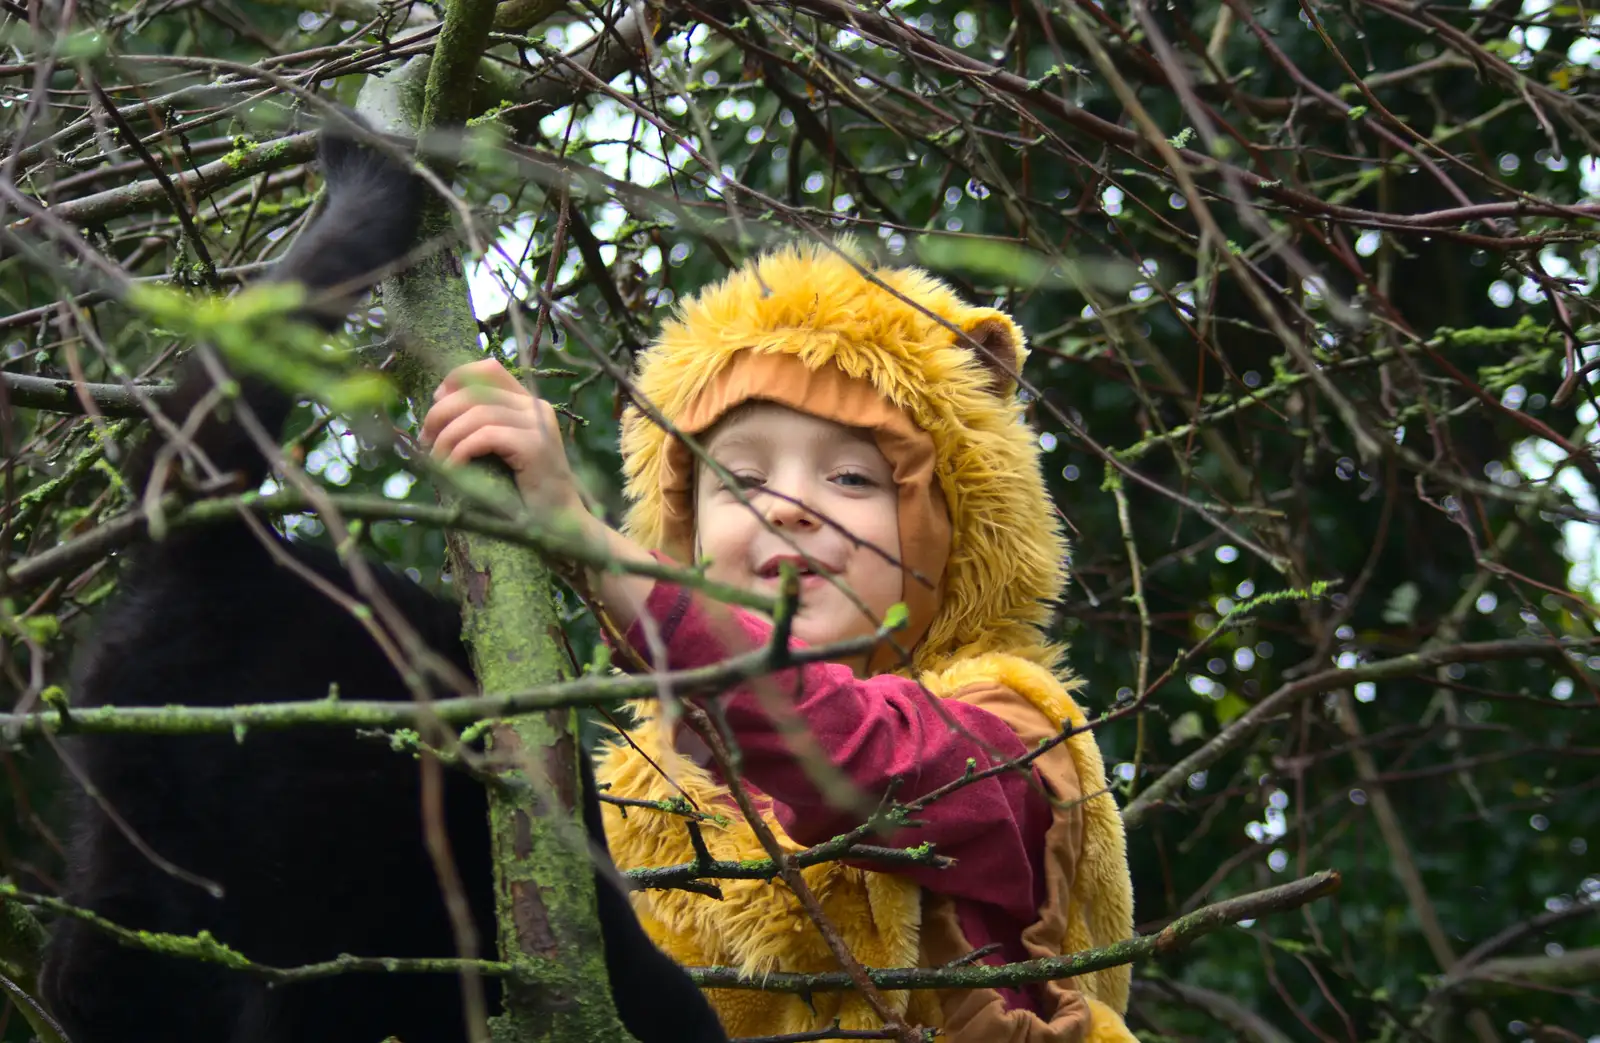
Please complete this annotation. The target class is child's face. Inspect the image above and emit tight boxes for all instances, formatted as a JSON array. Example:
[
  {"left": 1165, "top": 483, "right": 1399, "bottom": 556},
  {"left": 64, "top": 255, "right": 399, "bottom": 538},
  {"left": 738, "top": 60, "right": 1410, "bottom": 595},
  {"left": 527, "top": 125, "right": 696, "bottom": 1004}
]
[{"left": 694, "top": 402, "right": 903, "bottom": 657}]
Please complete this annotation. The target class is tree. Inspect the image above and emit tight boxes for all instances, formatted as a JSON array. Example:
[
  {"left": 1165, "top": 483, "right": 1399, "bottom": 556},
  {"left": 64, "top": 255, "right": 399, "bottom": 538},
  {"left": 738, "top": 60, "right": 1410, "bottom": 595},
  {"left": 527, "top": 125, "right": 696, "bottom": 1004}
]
[{"left": 1, "top": 1, "right": 1598, "bottom": 1041}]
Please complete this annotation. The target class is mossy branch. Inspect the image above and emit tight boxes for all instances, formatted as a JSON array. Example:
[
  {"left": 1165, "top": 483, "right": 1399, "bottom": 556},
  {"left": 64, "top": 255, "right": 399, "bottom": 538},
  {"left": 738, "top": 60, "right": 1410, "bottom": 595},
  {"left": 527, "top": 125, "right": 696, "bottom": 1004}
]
[
  {"left": 4, "top": 487, "right": 777, "bottom": 613},
  {"left": 686, "top": 869, "right": 1342, "bottom": 993},
  {"left": 40, "top": 133, "right": 319, "bottom": 229},
  {"left": 354, "top": 0, "right": 644, "bottom": 1035},
  {"left": 0, "top": 895, "right": 48, "bottom": 994},
  {"left": 3, "top": 871, "right": 1340, "bottom": 995},
  {"left": 0, "top": 628, "right": 890, "bottom": 739},
  {"left": 1, "top": 883, "right": 518, "bottom": 986}
]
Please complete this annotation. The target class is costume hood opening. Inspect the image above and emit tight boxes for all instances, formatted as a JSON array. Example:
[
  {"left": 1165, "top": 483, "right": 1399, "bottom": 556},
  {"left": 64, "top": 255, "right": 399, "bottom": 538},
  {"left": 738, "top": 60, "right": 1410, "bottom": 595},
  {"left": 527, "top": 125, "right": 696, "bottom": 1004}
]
[{"left": 619, "top": 241, "right": 1069, "bottom": 674}]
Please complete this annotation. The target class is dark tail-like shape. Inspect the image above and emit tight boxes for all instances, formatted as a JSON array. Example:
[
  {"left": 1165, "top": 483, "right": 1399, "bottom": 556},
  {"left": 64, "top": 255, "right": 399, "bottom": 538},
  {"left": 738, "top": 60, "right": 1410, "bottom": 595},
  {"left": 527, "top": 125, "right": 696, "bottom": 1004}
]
[{"left": 129, "top": 114, "right": 425, "bottom": 495}]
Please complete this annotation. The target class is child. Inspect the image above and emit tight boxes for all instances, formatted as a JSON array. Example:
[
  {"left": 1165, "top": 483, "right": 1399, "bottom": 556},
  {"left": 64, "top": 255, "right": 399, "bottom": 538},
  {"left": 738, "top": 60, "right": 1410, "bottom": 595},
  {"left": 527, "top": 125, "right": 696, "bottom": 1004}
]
[{"left": 421, "top": 243, "right": 1139, "bottom": 1042}]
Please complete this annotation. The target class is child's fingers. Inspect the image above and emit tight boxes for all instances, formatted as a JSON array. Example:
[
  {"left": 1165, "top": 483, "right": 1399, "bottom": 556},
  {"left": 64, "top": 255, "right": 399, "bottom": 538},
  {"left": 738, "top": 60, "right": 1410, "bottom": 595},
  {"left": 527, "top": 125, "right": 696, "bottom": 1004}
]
[
  {"left": 433, "top": 357, "right": 526, "bottom": 401},
  {"left": 421, "top": 386, "right": 537, "bottom": 444},
  {"left": 426, "top": 405, "right": 543, "bottom": 464},
  {"left": 444, "top": 425, "right": 545, "bottom": 473}
]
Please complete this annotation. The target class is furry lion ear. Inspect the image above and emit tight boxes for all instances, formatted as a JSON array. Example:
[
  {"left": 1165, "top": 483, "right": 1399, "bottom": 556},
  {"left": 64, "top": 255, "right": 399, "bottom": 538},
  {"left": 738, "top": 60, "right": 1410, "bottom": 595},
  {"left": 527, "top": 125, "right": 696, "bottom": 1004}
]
[{"left": 958, "top": 309, "right": 1027, "bottom": 397}]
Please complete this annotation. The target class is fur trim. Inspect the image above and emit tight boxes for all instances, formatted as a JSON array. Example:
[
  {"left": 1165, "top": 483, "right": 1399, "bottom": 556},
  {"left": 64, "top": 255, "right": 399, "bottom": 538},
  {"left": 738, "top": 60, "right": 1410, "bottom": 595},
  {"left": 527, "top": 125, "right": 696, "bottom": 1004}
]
[
  {"left": 1084, "top": 997, "right": 1142, "bottom": 1043},
  {"left": 596, "top": 712, "right": 931, "bottom": 1037}
]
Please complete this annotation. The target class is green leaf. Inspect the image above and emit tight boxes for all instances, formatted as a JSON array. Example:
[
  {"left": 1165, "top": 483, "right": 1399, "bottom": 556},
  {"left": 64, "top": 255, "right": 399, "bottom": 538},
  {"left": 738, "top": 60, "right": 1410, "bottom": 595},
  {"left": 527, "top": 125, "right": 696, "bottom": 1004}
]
[
  {"left": 40, "top": 686, "right": 68, "bottom": 714},
  {"left": 1169, "top": 711, "right": 1206, "bottom": 746},
  {"left": 324, "top": 371, "right": 398, "bottom": 414},
  {"left": 58, "top": 28, "right": 106, "bottom": 59},
  {"left": 1382, "top": 582, "right": 1420, "bottom": 626},
  {"left": 1214, "top": 692, "right": 1250, "bottom": 726},
  {"left": 19, "top": 613, "right": 58, "bottom": 644},
  {"left": 913, "top": 237, "right": 1138, "bottom": 293}
]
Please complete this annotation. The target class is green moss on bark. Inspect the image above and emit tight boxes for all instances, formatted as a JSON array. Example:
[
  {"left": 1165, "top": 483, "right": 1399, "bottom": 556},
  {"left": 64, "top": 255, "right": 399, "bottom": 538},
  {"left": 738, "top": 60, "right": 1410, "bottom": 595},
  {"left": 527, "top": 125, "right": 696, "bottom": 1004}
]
[{"left": 359, "top": 34, "right": 635, "bottom": 1039}]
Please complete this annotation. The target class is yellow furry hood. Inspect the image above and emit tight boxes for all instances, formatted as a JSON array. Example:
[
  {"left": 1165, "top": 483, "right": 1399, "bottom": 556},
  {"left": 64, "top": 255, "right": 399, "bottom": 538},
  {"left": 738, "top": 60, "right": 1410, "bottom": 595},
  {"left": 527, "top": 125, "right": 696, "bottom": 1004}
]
[{"left": 619, "top": 242, "right": 1068, "bottom": 673}]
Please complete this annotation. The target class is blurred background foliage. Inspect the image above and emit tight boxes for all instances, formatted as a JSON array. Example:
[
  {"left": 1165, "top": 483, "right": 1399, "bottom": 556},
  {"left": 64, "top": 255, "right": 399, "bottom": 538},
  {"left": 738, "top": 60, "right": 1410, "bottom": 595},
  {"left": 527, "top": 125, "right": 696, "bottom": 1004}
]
[{"left": 1, "top": 0, "right": 1598, "bottom": 1040}]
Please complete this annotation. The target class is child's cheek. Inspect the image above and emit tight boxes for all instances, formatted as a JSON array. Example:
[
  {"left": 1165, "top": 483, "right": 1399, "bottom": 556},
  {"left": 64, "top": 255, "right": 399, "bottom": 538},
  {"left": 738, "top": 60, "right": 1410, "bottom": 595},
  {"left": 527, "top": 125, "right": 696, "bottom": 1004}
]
[
  {"left": 691, "top": 506, "right": 742, "bottom": 580},
  {"left": 700, "top": 551, "right": 745, "bottom": 590}
]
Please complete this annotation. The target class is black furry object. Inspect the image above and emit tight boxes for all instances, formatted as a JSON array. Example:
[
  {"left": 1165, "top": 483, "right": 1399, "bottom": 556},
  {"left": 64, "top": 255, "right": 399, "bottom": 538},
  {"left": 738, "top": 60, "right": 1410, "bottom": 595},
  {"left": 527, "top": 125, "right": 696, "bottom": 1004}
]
[{"left": 35, "top": 116, "right": 728, "bottom": 1043}]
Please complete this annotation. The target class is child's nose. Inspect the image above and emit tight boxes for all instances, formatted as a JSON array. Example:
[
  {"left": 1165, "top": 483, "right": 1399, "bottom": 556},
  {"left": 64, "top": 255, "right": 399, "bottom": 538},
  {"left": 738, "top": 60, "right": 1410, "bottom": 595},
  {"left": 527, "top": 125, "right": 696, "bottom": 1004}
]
[{"left": 762, "top": 482, "right": 820, "bottom": 528}]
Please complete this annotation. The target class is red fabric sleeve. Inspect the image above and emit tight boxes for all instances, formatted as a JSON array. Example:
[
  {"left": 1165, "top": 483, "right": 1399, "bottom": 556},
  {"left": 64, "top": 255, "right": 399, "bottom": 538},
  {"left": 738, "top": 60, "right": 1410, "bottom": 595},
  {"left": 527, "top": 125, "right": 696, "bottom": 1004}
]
[{"left": 616, "top": 573, "right": 1051, "bottom": 926}]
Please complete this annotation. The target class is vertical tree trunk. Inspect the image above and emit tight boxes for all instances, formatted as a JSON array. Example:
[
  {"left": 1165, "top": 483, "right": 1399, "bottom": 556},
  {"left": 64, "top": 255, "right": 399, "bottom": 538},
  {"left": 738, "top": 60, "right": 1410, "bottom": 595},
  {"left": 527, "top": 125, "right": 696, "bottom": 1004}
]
[{"left": 355, "top": 9, "right": 634, "bottom": 1041}]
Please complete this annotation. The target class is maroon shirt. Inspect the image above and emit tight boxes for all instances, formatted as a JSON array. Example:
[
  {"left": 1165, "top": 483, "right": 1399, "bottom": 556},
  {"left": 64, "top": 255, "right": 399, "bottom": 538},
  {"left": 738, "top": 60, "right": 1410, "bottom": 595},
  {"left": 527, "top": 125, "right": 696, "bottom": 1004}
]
[{"left": 616, "top": 575, "right": 1053, "bottom": 1013}]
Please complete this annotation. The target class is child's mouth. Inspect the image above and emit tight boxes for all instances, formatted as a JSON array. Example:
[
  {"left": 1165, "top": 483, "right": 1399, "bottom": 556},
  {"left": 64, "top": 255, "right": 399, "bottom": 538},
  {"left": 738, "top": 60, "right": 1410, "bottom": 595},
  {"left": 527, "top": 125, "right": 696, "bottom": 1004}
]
[
  {"left": 756, "top": 555, "right": 838, "bottom": 585},
  {"left": 758, "top": 572, "right": 832, "bottom": 596}
]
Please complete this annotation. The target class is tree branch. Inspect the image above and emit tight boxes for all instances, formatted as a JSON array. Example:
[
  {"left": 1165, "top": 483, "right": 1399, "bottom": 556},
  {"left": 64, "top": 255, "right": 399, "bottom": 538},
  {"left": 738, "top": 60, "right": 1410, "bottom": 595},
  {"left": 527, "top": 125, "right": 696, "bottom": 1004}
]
[
  {"left": 2, "top": 487, "right": 777, "bottom": 611},
  {"left": 25, "top": 133, "right": 319, "bottom": 230},
  {"left": 0, "top": 372, "right": 172, "bottom": 417},
  {"left": 1131, "top": 978, "right": 1295, "bottom": 1043},
  {"left": 1438, "top": 947, "right": 1600, "bottom": 998},
  {"left": 1123, "top": 637, "right": 1600, "bottom": 828},
  {"left": 683, "top": 870, "right": 1342, "bottom": 992},
  {"left": 0, "top": 629, "right": 888, "bottom": 738},
  {"left": 5, "top": 871, "right": 1341, "bottom": 996}
]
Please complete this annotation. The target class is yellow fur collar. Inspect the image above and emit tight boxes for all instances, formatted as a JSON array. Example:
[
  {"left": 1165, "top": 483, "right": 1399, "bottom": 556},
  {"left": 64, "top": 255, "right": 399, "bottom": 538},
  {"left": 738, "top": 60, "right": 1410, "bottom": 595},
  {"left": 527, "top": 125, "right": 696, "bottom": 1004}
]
[{"left": 598, "top": 652, "right": 1137, "bottom": 1041}]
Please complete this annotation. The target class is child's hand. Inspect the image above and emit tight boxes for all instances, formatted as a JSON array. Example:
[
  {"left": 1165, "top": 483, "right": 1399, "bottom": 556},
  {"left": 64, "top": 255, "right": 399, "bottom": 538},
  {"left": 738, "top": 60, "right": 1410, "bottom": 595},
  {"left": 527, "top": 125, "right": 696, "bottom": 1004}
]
[
  {"left": 423, "top": 358, "right": 661, "bottom": 632},
  {"left": 420, "top": 359, "right": 587, "bottom": 524}
]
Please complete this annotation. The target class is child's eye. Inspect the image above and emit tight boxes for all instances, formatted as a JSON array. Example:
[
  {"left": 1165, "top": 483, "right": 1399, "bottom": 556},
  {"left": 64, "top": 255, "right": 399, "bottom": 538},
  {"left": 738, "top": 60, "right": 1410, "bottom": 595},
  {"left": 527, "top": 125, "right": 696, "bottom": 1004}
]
[
  {"left": 832, "top": 469, "right": 877, "bottom": 489},
  {"left": 724, "top": 472, "right": 765, "bottom": 491}
]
